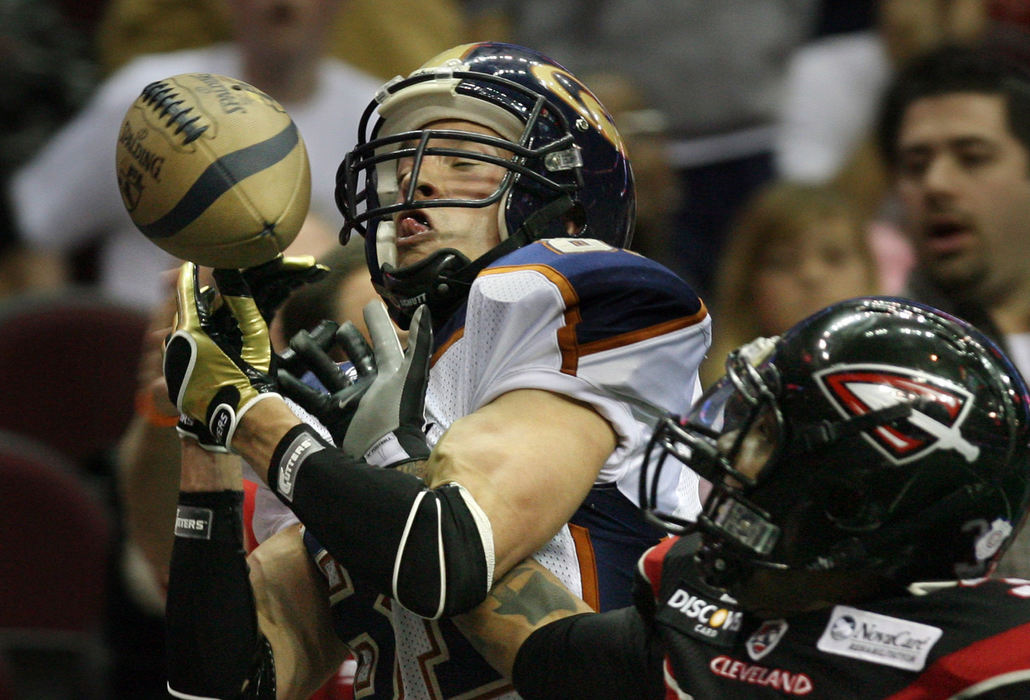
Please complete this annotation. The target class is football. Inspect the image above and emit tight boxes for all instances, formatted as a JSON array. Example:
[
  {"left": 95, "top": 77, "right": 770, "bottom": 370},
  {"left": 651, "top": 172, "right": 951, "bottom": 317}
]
[{"left": 116, "top": 72, "right": 311, "bottom": 269}]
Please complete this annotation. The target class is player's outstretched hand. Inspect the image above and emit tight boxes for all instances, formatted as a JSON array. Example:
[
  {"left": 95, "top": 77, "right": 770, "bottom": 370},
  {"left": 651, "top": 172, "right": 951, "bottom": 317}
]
[
  {"left": 163, "top": 263, "right": 281, "bottom": 450},
  {"left": 277, "top": 319, "right": 378, "bottom": 446},
  {"left": 344, "top": 301, "right": 433, "bottom": 468},
  {"left": 241, "top": 254, "right": 329, "bottom": 322}
]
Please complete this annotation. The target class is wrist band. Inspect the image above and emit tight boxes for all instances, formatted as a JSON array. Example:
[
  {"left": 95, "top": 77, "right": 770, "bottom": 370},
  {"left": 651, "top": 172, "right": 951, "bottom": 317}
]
[
  {"left": 268, "top": 424, "right": 330, "bottom": 504},
  {"left": 135, "top": 389, "right": 179, "bottom": 428},
  {"left": 175, "top": 490, "right": 245, "bottom": 544}
]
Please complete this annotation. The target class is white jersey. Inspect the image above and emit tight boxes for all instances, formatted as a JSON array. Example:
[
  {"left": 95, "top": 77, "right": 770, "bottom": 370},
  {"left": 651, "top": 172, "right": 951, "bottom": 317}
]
[{"left": 286, "top": 239, "right": 710, "bottom": 697}]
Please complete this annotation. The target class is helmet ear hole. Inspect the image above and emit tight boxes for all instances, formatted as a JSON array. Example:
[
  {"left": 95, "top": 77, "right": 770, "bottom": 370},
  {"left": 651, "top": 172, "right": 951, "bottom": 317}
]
[
  {"left": 821, "top": 477, "right": 884, "bottom": 530},
  {"left": 564, "top": 203, "right": 586, "bottom": 235}
]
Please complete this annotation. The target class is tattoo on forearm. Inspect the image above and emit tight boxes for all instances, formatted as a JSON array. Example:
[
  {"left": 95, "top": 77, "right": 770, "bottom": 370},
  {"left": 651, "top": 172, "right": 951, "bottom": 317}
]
[
  {"left": 457, "top": 562, "right": 587, "bottom": 670},
  {"left": 396, "top": 460, "right": 428, "bottom": 478},
  {"left": 492, "top": 569, "right": 584, "bottom": 625}
]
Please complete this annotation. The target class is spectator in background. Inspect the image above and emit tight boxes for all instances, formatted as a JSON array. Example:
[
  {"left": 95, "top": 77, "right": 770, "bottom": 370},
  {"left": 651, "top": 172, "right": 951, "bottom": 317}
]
[
  {"left": 0, "top": 0, "right": 97, "bottom": 298},
  {"left": 775, "top": 0, "right": 1030, "bottom": 220},
  {"left": 776, "top": 0, "right": 988, "bottom": 191},
  {"left": 463, "top": 0, "right": 819, "bottom": 295},
  {"left": 7, "top": 0, "right": 379, "bottom": 310},
  {"left": 877, "top": 43, "right": 1030, "bottom": 577},
  {"left": 701, "top": 181, "right": 883, "bottom": 388},
  {"left": 773, "top": 2, "right": 1030, "bottom": 311},
  {"left": 581, "top": 72, "right": 683, "bottom": 275},
  {"left": 96, "top": 0, "right": 469, "bottom": 81}
]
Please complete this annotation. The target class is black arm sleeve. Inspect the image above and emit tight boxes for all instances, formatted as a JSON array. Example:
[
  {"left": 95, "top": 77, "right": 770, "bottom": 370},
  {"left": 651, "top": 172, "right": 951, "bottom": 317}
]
[
  {"left": 165, "top": 491, "right": 274, "bottom": 699},
  {"left": 268, "top": 425, "right": 491, "bottom": 618},
  {"left": 511, "top": 608, "right": 664, "bottom": 700}
]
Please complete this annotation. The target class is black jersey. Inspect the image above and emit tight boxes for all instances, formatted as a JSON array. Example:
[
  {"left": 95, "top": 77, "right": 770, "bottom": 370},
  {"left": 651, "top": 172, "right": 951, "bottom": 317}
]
[{"left": 643, "top": 537, "right": 1030, "bottom": 699}]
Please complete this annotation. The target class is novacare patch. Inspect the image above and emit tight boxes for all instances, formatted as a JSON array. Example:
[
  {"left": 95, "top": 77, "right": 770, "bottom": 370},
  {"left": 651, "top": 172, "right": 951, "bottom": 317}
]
[
  {"left": 817, "top": 606, "right": 941, "bottom": 671},
  {"left": 276, "top": 431, "right": 324, "bottom": 502}
]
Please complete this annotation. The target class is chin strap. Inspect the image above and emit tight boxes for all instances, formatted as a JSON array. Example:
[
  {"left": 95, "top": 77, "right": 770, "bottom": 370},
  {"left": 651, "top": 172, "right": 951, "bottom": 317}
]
[
  {"left": 793, "top": 398, "right": 923, "bottom": 455},
  {"left": 381, "top": 195, "right": 576, "bottom": 328}
]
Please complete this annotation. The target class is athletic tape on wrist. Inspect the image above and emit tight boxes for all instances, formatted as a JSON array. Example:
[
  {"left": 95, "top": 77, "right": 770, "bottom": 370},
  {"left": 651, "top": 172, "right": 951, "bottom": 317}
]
[{"left": 175, "top": 490, "right": 245, "bottom": 544}]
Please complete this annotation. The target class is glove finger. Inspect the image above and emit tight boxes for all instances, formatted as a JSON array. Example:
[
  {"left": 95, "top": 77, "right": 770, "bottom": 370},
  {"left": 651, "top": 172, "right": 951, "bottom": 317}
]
[
  {"left": 244, "top": 255, "right": 331, "bottom": 321},
  {"left": 308, "top": 318, "right": 340, "bottom": 351},
  {"left": 289, "top": 328, "right": 350, "bottom": 392},
  {"left": 336, "top": 322, "right": 376, "bottom": 378},
  {"left": 279, "top": 319, "right": 339, "bottom": 374},
  {"left": 364, "top": 299, "right": 403, "bottom": 373},
  {"left": 400, "top": 304, "right": 433, "bottom": 411},
  {"left": 174, "top": 262, "right": 204, "bottom": 333},
  {"left": 215, "top": 270, "right": 271, "bottom": 371},
  {"left": 278, "top": 368, "right": 330, "bottom": 415},
  {"left": 279, "top": 255, "right": 330, "bottom": 281}
]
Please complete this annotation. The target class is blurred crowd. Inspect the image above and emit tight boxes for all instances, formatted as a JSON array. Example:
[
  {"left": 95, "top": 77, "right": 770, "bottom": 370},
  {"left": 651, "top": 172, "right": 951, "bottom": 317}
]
[{"left": 2, "top": 0, "right": 1030, "bottom": 697}]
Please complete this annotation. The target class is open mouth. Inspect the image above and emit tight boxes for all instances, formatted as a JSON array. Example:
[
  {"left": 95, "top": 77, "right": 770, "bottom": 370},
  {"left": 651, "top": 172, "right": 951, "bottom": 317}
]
[{"left": 397, "top": 210, "right": 432, "bottom": 240}]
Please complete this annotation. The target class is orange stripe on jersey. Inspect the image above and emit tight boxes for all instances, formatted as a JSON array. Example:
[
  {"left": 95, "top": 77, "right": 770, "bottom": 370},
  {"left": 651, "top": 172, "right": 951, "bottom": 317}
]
[
  {"left": 569, "top": 523, "right": 601, "bottom": 612},
  {"left": 579, "top": 301, "right": 709, "bottom": 357},
  {"left": 431, "top": 326, "right": 464, "bottom": 367},
  {"left": 479, "top": 264, "right": 583, "bottom": 374}
]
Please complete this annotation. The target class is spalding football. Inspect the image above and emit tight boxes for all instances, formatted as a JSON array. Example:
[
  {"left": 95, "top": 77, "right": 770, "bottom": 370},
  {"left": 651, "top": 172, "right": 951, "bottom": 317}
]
[{"left": 116, "top": 72, "right": 311, "bottom": 269}]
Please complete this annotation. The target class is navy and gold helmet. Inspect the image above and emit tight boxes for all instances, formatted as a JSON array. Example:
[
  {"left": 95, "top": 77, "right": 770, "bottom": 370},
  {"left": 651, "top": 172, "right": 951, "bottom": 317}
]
[
  {"left": 642, "top": 297, "right": 1030, "bottom": 589},
  {"left": 336, "top": 42, "right": 635, "bottom": 327}
]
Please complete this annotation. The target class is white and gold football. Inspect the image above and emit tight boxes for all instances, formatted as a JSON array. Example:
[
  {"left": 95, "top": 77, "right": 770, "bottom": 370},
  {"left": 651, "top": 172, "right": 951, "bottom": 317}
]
[{"left": 116, "top": 72, "right": 311, "bottom": 269}]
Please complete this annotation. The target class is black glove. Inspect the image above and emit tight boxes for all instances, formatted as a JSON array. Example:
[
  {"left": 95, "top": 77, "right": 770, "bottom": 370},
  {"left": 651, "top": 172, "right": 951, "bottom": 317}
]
[
  {"left": 280, "top": 301, "right": 432, "bottom": 467},
  {"left": 243, "top": 254, "right": 329, "bottom": 322},
  {"left": 277, "top": 318, "right": 377, "bottom": 445}
]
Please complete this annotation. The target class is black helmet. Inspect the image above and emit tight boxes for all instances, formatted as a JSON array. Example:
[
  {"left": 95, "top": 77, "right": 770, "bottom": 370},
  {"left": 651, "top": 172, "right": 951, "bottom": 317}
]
[
  {"left": 642, "top": 297, "right": 1030, "bottom": 587},
  {"left": 336, "top": 42, "right": 635, "bottom": 327}
]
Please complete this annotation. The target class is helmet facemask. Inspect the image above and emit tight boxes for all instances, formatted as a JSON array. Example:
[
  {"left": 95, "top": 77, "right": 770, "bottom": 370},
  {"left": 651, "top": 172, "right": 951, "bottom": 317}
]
[
  {"left": 643, "top": 338, "right": 790, "bottom": 588},
  {"left": 337, "top": 68, "right": 587, "bottom": 326}
]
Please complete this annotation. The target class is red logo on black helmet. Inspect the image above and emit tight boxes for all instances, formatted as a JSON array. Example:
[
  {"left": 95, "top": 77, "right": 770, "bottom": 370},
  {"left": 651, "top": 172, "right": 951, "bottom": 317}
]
[{"left": 814, "top": 364, "right": 980, "bottom": 465}]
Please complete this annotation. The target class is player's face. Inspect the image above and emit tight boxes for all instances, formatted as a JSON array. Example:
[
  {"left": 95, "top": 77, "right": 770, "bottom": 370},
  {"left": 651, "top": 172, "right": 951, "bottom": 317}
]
[
  {"left": 751, "top": 216, "right": 875, "bottom": 336},
  {"left": 896, "top": 93, "right": 1030, "bottom": 304},
  {"left": 713, "top": 405, "right": 778, "bottom": 484},
  {"left": 392, "top": 120, "right": 510, "bottom": 269}
]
